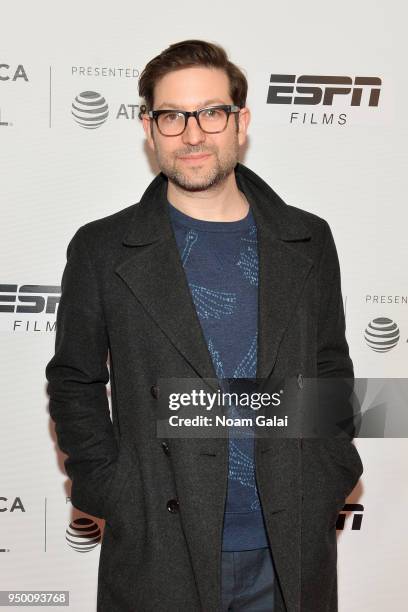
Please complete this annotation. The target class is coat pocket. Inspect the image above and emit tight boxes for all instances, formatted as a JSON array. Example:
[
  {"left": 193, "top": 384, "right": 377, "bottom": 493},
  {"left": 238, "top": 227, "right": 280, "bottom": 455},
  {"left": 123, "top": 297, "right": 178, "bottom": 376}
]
[
  {"left": 102, "top": 439, "right": 137, "bottom": 520},
  {"left": 301, "top": 438, "right": 362, "bottom": 531}
]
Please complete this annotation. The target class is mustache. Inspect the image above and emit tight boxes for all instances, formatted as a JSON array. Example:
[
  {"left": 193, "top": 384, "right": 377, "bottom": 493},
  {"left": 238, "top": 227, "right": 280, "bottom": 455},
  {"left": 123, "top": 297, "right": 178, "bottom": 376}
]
[{"left": 175, "top": 146, "right": 215, "bottom": 156}]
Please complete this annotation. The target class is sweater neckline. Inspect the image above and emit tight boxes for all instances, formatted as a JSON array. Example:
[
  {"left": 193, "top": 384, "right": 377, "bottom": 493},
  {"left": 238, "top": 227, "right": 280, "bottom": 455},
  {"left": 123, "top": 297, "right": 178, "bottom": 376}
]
[{"left": 167, "top": 198, "right": 254, "bottom": 233}]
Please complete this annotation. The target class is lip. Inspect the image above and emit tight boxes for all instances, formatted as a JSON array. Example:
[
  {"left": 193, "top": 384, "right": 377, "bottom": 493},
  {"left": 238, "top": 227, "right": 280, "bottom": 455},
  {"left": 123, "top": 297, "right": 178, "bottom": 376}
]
[{"left": 178, "top": 153, "right": 212, "bottom": 162}]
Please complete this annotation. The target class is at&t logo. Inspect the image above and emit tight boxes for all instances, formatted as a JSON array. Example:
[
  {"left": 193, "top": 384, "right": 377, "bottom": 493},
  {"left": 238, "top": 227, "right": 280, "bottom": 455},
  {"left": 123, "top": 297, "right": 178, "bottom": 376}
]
[
  {"left": 364, "top": 317, "right": 400, "bottom": 352},
  {"left": 72, "top": 91, "right": 109, "bottom": 129}
]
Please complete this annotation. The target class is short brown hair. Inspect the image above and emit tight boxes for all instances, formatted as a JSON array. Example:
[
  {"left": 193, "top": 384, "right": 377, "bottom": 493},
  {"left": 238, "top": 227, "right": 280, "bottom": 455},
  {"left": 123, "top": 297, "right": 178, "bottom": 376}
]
[{"left": 138, "top": 39, "right": 248, "bottom": 114}]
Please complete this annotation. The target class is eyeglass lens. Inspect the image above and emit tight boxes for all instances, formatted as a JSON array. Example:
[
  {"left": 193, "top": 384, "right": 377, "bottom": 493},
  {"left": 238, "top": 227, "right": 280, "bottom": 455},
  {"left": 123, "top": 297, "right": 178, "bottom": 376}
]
[{"left": 157, "top": 107, "right": 229, "bottom": 135}]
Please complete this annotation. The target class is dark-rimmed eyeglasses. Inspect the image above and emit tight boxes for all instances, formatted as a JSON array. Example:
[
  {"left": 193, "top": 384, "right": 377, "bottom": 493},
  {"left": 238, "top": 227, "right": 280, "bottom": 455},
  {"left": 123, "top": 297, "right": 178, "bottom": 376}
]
[{"left": 148, "top": 104, "right": 241, "bottom": 136}]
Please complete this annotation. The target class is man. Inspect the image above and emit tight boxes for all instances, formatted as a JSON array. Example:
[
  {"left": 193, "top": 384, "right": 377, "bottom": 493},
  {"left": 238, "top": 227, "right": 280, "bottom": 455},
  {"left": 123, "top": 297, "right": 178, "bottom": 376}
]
[{"left": 46, "top": 40, "right": 363, "bottom": 611}]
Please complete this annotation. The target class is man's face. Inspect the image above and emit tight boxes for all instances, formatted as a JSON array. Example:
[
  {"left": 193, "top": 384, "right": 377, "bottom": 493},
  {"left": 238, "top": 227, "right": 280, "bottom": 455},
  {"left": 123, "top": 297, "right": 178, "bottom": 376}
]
[{"left": 142, "top": 66, "right": 250, "bottom": 192}]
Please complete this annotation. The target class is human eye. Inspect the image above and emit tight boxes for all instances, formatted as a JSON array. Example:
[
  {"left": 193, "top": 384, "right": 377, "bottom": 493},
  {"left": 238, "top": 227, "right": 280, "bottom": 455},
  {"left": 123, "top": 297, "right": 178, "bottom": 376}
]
[
  {"left": 201, "top": 107, "right": 225, "bottom": 120},
  {"left": 162, "top": 111, "right": 183, "bottom": 123}
]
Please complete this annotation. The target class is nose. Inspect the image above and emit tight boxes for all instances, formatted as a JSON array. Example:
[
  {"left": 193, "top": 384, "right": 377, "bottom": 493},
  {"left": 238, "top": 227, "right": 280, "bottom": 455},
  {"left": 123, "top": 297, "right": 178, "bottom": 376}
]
[{"left": 182, "top": 115, "right": 206, "bottom": 145}]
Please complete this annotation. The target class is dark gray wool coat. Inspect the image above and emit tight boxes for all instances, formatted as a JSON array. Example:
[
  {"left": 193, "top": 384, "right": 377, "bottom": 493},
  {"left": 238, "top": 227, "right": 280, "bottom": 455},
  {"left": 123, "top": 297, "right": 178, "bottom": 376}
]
[{"left": 45, "top": 163, "right": 363, "bottom": 612}]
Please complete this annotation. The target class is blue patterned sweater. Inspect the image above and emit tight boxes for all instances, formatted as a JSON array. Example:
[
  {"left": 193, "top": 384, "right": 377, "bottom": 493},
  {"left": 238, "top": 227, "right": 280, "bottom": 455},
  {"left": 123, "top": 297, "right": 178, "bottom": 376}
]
[{"left": 168, "top": 198, "right": 269, "bottom": 550}]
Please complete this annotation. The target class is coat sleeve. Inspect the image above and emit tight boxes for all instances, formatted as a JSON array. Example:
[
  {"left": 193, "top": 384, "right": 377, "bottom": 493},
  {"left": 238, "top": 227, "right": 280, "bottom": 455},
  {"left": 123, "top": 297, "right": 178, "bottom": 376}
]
[
  {"left": 45, "top": 226, "right": 120, "bottom": 518},
  {"left": 316, "top": 220, "right": 353, "bottom": 380},
  {"left": 314, "top": 219, "right": 363, "bottom": 494}
]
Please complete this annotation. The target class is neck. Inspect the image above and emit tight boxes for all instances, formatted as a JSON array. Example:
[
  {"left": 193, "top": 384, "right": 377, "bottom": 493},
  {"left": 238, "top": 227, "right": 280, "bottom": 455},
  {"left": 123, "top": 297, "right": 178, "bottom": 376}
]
[{"left": 166, "top": 170, "right": 249, "bottom": 222}]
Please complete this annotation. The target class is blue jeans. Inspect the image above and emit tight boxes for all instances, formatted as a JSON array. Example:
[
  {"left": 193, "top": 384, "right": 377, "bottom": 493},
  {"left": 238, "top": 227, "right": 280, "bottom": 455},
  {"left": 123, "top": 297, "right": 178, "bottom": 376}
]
[{"left": 221, "top": 547, "right": 276, "bottom": 611}]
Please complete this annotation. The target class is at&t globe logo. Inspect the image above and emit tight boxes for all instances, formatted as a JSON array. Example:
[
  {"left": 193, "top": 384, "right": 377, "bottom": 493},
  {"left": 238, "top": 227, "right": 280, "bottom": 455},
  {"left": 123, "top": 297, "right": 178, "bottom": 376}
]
[
  {"left": 72, "top": 91, "right": 109, "bottom": 129},
  {"left": 66, "top": 517, "right": 102, "bottom": 551},
  {"left": 364, "top": 317, "right": 400, "bottom": 352}
]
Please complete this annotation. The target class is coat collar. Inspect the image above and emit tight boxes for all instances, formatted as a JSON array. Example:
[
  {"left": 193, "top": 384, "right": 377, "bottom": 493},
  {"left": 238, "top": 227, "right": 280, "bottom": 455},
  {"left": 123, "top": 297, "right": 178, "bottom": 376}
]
[{"left": 121, "top": 162, "right": 311, "bottom": 247}]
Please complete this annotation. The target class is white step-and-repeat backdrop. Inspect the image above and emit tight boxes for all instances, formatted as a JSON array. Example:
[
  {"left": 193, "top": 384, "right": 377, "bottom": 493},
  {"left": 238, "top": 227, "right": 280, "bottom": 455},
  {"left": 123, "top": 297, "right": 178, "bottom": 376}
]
[{"left": 1, "top": 1, "right": 407, "bottom": 610}]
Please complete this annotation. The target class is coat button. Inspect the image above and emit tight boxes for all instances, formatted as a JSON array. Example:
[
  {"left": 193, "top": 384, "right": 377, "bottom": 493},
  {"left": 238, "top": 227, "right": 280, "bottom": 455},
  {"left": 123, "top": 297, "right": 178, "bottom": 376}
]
[
  {"left": 161, "top": 441, "right": 170, "bottom": 456},
  {"left": 297, "top": 373, "right": 304, "bottom": 389},
  {"left": 166, "top": 498, "right": 179, "bottom": 513},
  {"left": 150, "top": 384, "right": 159, "bottom": 399}
]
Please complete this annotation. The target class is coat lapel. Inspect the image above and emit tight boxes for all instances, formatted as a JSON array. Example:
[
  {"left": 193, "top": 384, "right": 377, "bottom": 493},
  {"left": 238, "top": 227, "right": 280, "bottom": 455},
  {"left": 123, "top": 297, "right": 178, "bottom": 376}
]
[{"left": 115, "top": 180, "right": 220, "bottom": 391}]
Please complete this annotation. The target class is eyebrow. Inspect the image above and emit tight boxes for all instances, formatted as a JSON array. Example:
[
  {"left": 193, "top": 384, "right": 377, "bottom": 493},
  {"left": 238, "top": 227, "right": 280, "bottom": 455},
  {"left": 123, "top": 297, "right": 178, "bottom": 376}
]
[{"left": 155, "top": 98, "right": 229, "bottom": 110}]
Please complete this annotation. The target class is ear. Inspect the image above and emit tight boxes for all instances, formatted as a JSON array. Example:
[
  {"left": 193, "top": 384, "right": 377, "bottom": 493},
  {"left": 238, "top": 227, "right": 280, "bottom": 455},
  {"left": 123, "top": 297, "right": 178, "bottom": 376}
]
[
  {"left": 237, "top": 107, "right": 251, "bottom": 147},
  {"left": 141, "top": 114, "right": 156, "bottom": 152}
]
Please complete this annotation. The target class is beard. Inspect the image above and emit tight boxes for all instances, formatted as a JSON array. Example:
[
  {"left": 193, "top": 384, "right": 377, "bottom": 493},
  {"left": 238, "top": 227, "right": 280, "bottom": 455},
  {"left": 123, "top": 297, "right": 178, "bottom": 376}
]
[{"left": 153, "top": 136, "right": 239, "bottom": 192}]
